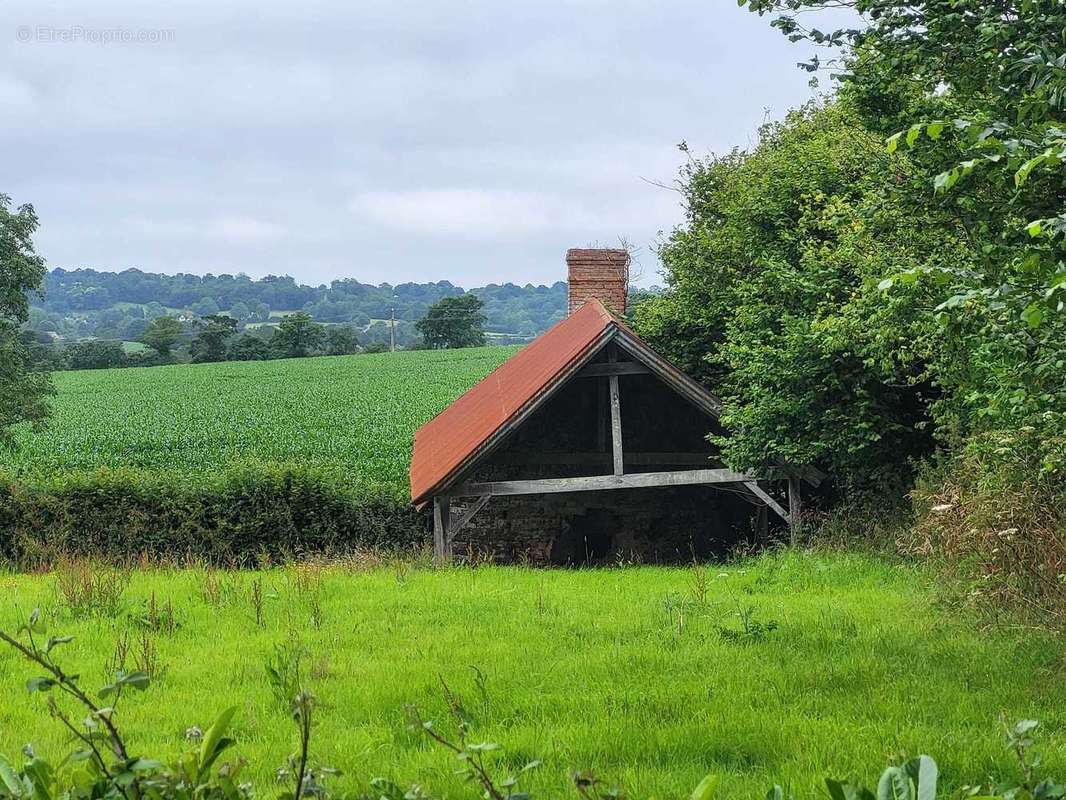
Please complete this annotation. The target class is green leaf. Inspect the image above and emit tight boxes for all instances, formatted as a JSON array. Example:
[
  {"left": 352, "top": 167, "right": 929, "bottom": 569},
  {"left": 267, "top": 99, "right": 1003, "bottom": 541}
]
[
  {"left": 926, "top": 121, "right": 944, "bottom": 140},
  {"left": 44, "top": 636, "right": 73, "bottom": 654},
  {"left": 877, "top": 278, "right": 894, "bottom": 291},
  {"left": 198, "top": 706, "right": 238, "bottom": 781},
  {"left": 128, "top": 759, "right": 163, "bottom": 773},
  {"left": 878, "top": 766, "right": 911, "bottom": 800},
  {"left": 1027, "top": 220, "right": 1044, "bottom": 237},
  {"left": 691, "top": 774, "right": 720, "bottom": 800},
  {"left": 905, "top": 125, "right": 923, "bottom": 148},
  {"left": 915, "top": 756, "right": 938, "bottom": 800},
  {"left": 1015, "top": 153, "right": 1048, "bottom": 187},
  {"left": 120, "top": 672, "right": 150, "bottom": 691},
  {"left": 0, "top": 757, "right": 24, "bottom": 797},
  {"left": 886, "top": 132, "right": 902, "bottom": 154},
  {"left": 26, "top": 677, "right": 56, "bottom": 694},
  {"left": 1021, "top": 303, "right": 1044, "bottom": 328},
  {"left": 933, "top": 170, "right": 959, "bottom": 192},
  {"left": 826, "top": 779, "right": 850, "bottom": 800}
]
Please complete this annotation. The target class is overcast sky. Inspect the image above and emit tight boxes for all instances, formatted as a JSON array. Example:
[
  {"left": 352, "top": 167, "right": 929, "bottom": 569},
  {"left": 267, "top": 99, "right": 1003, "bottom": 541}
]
[{"left": 2, "top": 1, "right": 829, "bottom": 288}]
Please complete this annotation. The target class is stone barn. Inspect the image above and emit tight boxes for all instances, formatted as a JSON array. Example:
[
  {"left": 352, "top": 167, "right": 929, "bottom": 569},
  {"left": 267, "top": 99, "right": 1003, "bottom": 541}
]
[{"left": 409, "top": 248, "right": 821, "bottom": 565}]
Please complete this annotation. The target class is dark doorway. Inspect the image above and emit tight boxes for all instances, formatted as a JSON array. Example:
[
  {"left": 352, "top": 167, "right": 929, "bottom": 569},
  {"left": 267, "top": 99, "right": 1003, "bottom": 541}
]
[{"left": 550, "top": 509, "right": 617, "bottom": 565}]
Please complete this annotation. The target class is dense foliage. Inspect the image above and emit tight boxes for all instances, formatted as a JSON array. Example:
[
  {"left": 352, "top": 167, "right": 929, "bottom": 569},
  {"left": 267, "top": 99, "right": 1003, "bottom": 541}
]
[
  {"left": 635, "top": 104, "right": 969, "bottom": 489},
  {"left": 0, "top": 466, "right": 422, "bottom": 567},
  {"left": 634, "top": 0, "right": 1065, "bottom": 616},
  {"left": 0, "top": 195, "right": 53, "bottom": 443}
]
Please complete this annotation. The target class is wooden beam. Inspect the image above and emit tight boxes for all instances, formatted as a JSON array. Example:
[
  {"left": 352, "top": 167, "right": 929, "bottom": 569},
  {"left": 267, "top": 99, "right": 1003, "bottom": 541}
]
[
  {"left": 609, "top": 373, "right": 623, "bottom": 475},
  {"left": 788, "top": 477, "right": 802, "bottom": 545},
  {"left": 577, "top": 361, "right": 650, "bottom": 378},
  {"left": 449, "top": 495, "right": 491, "bottom": 538},
  {"left": 742, "top": 481, "right": 790, "bottom": 524},
  {"left": 492, "top": 451, "right": 717, "bottom": 466},
  {"left": 432, "top": 496, "right": 451, "bottom": 565},
  {"left": 453, "top": 468, "right": 753, "bottom": 497}
]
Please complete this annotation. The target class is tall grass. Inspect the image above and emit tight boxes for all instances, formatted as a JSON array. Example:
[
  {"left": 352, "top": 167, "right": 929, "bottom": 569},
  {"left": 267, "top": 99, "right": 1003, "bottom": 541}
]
[{"left": 1, "top": 551, "right": 1063, "bottom": 798}]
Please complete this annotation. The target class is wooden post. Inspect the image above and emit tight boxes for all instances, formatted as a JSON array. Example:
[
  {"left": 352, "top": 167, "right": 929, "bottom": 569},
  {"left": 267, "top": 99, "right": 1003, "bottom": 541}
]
[
  {"left": 756, "top": 505, "right": 768, "bottom": 543},
  {"left": 607, "top": 342, "right": 623, "bottom": 476},
  {"left": 433, "top": 496, "right": 451, "bottom": 565},
  {"left": 596, "top": 378, "right": 607, "bottom": 452},
  {"left": 787, "top": 477, "right": 802, "bottom": 546},
  {"left": 609, "top": 374, "right": 623, "bottom": 475}
]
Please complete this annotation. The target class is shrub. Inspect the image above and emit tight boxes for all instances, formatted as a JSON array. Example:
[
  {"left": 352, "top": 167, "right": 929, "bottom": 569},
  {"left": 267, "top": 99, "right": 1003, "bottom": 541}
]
[
  {"left": 0, "top": 465, "right": 425, "bottom": 567},
  {"left": 904, "top": 443, "right": 1066, "bottom": 628}
]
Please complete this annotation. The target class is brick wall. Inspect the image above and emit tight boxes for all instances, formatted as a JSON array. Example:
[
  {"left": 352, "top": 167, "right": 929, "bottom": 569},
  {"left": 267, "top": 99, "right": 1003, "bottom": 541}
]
[{"left": 566, "top": 248, "right": 629, "bottom": 316}]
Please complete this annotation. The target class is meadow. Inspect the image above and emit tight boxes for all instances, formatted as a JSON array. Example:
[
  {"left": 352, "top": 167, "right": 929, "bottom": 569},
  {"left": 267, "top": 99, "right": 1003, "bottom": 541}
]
[
  {"left": 1, "top": 551, "right": 1064, "bottom": 799},
  {"left": 3, "top": 346, "right": 519, "bottom": 487}
]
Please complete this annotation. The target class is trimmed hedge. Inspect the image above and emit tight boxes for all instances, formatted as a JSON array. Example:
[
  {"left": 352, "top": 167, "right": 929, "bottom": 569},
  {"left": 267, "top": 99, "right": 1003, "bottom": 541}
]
[{"left": 0, "top": 465, "right": 426, "bottom": 567}]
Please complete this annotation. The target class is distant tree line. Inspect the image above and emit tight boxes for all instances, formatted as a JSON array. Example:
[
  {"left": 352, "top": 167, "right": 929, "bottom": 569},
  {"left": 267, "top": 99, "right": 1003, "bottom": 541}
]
[
  {"left": 29, "top": 267, "right": 565, "bottom": 344},
  {"left": 20, "top": 312, "right": 380, "bottom": 372}
]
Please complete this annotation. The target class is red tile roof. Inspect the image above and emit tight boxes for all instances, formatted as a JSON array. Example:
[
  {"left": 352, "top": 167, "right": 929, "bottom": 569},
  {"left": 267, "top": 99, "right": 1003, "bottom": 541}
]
[{"left": 410, "top": 299, "right": 616, "bottom": 506}]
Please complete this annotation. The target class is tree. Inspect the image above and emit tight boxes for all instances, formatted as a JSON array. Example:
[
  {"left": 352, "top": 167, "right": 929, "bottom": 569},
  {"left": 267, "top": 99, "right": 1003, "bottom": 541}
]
[
  {"left": 191, "top": 297, "right": 220, "bottom": 317},
  {"left": 228, "top": 332, "right": 272, "bottom": 361},
  {"left": 272, "top": 312, "right": 325, "bottom": 358},
  {"left": 325, "top": 325, "right": 359, "bottom": 355},
  {"left": 190, "top": 314, "right": 238, "bottom": 363},
  {"left": 18, "top": 330, "right": 61, "bottom": 373},
  {"left": 142, "top": 316, "right": 182, "bottom": 359},
  {"left": 64, "top": 340, "right": 129, "bottom": 370},
  {"left": 416, "top": 294, "right": 486, "bottom": 349},
  {"left": 734, "top": 0, "right": 1066, "bottom": 493},
  {"left": 0, "top": 195, "right": 53, "bottom": 441},
  {"left": 633, "top": 104, "right": 974, "bottom": 490},
  {"left": 229, "top": 301, "right": 251, "bottom": 321}
]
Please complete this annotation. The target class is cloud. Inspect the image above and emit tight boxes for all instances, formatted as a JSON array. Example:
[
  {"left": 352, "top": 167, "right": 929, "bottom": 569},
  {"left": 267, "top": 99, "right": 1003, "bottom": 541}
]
[
  {"left": 209, "top": 216, "right": 285, "bottom": 245},
  {"left": 351, "top": 189, "right": 560, "bottom": 239},
  {"left": 1, "top": 0, "right": 830, "bottom": 287}
]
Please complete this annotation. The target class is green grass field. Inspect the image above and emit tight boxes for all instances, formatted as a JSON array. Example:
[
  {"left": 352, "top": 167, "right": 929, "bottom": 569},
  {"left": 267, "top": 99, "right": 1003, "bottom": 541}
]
[
  {"left": 1, "top": 552, "right": 1063, "bottom": 798},
  {"left": 4, "top": 347, "right": 518, "bottom": 487}
]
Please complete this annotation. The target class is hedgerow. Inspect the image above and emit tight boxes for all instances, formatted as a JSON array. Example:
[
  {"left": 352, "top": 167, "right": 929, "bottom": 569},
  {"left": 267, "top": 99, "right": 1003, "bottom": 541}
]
[{"left": 0, "top": 465, "right": 425, "bottom": 567}]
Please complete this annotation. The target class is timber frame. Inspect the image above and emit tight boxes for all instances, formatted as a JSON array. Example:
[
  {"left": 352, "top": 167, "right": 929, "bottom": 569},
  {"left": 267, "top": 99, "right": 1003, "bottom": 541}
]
[{"left": 428, "top": 323, "right": 822, "bottom": 564}]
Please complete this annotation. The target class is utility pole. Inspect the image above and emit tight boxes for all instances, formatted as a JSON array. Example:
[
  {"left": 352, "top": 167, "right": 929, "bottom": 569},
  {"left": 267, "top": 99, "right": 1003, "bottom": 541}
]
[{"left": 389, "top": 307, "right": 396, "bottom": 353}]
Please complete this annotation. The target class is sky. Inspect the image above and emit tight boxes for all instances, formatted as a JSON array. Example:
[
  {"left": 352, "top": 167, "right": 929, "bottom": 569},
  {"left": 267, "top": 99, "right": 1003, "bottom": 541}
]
[{"left": 2, "top": 1, "right": 830, "bottom": 288}]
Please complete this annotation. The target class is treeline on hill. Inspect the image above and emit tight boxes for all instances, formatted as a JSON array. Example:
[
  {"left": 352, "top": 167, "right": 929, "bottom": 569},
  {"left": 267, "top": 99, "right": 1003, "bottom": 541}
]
[
  {"left": 28, "top": 267, "right": 566, "bottom": 355},
  {"left": 633, "top": 0, "right": 1065, "bottom": 622},
  {"left": 24, "top": 312, "right": 383, "bottom": 372}
]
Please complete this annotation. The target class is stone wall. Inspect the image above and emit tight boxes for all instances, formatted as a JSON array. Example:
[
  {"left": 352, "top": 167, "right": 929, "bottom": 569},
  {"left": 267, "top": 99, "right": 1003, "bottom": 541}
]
[{"left": 450, "top": 485, "right": 758, "bottom": 565}]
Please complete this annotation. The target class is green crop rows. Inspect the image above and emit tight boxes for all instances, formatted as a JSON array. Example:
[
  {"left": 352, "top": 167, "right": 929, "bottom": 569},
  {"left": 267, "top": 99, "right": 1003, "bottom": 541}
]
[{"left": 4, "top": 347, "right": 518, "bottom": 488}]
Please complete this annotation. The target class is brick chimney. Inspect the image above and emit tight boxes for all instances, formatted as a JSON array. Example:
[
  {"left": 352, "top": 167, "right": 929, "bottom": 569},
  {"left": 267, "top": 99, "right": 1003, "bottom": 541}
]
[{"left": 566, "top": 248, "right": 629, "bottom": 316}]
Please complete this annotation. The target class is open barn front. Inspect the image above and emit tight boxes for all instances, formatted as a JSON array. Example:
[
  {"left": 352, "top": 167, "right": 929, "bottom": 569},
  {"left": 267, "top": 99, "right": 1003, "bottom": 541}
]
[
  {"left": 443, "top": 341, "right": 770, "bottom": 564},
  {"left": 449, "top": 485, "right": 762, "bottom": 565}
]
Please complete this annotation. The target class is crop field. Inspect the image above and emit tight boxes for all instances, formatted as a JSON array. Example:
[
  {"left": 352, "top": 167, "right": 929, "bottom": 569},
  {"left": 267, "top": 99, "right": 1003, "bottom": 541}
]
[
  {"left": 3, "top": 347, "right": 518, "bottom": 487},
  {"left": 1, "top": 552, "right": 1064, "bottom": 798}
]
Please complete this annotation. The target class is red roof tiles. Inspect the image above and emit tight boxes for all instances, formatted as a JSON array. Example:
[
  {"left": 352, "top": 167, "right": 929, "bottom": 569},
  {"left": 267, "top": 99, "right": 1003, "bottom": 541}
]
[{"left": 410, "top": 299, "right": 616, "bottom": 506}]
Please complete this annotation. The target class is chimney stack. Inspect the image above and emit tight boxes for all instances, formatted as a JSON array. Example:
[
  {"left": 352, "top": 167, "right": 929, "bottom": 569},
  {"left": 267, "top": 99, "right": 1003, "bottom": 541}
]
[{"left": 566, "top": 248, "right": 629, "bottom": 316}]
